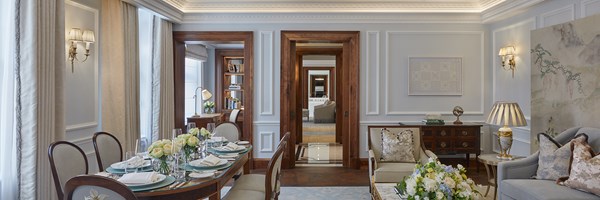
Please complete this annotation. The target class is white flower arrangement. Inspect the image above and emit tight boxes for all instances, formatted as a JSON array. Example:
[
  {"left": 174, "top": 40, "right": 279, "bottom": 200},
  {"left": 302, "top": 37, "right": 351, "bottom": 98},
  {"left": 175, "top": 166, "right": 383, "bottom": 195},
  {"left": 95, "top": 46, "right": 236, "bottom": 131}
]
[
  {"left": 200, "top": 127, "right": 211, "bottom": 139},
  {"left": 396, "top": 158, "right": 482, "bottom": 200},
  {"left": 147, "top": 139, "right": 183, "bottom": 174},
  {"left": 177, "top": 133, "right": 200, "bottom": 161}
]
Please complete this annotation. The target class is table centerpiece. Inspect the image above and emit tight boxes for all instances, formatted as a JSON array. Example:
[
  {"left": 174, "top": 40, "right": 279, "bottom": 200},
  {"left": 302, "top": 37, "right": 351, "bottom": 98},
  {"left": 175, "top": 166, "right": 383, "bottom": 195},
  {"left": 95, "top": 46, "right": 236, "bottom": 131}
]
[
  {"left": 148, "top": 139, "right": 182, "bottom": 175},
  {"left": 396, "top": 158, "right": 482, "bottom": 200},
  {"left": 176, "top": 130, "right": 201, "bottom": 163}
]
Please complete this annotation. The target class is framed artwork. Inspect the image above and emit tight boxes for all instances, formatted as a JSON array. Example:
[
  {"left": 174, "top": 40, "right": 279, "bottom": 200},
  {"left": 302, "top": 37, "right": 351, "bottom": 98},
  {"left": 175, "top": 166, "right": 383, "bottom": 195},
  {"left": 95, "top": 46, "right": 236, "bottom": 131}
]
[{"left": 408, "top": 57, "right": 462, "bottom": 96}]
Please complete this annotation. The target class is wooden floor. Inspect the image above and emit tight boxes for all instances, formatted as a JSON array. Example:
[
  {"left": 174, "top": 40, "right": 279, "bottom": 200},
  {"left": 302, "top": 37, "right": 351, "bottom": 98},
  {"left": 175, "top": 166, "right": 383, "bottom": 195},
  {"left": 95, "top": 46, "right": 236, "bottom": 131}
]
[{"left": 251, "top": 158, "right": 490, "bottom": 186}]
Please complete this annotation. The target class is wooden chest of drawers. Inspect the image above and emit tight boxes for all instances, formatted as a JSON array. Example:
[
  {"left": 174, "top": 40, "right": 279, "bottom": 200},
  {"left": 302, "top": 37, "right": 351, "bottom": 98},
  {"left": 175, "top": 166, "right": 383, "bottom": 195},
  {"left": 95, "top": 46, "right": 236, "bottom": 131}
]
[{"left": 400, "top": 123, "right": 482, "bottom": 168}]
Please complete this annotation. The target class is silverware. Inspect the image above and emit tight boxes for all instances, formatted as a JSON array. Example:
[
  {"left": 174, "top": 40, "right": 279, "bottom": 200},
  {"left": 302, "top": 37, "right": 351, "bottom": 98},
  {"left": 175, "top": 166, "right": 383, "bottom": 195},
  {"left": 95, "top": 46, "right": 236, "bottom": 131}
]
[
  {"left": 173, "top": 181, "right": 188, "bottom": 189},
  {"left": 168, "top": 181, "right": 181, "bottom": 189}
]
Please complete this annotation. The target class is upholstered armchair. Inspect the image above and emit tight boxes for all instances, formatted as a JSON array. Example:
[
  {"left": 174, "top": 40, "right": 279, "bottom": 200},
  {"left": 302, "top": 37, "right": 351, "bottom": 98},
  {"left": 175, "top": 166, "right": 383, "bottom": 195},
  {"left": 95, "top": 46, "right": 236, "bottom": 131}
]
[
  {"left": 314, "top": 100, "right": 335, "bottom": 123},
  {"left": 367, "top": 126, "right": 436, "bottom": 188}
]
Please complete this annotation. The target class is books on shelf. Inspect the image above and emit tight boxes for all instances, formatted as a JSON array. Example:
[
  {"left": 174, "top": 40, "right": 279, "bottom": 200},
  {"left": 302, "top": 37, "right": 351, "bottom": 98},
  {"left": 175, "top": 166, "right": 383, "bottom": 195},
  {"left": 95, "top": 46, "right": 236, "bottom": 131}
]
[{"left": 228, "top": 84, "right": 241, "bottom": 90}]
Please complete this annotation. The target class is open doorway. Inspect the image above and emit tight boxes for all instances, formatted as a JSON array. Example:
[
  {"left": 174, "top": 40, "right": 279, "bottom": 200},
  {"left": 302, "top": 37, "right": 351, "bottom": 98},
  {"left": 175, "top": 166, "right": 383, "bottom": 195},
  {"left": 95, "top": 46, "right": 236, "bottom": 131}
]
[
  {"left": 297, "top": 52, "right": 341, "bottom": 166},
  {"left": 280, "top": 31, "right": 360, "bottom": 169}
]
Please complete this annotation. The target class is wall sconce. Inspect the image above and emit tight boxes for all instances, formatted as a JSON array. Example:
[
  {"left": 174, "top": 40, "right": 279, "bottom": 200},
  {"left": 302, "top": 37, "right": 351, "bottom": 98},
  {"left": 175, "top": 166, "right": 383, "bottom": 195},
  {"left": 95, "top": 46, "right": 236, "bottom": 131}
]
[
  {"left": 498, "top": 46, "right": 516, "bottom": 77},
  {"left": 68, "top": 28, "right": 95, "bottom": 73}
]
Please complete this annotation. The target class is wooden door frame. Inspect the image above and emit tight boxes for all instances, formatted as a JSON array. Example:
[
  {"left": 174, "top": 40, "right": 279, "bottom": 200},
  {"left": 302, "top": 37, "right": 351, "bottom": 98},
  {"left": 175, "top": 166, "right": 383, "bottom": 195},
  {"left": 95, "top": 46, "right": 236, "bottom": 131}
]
[
  {"left": 280, "top": 31, "right": 360, "bottom": 169},
  {"left": 173, "top": 31, "right": 254, "bottom": 168}
]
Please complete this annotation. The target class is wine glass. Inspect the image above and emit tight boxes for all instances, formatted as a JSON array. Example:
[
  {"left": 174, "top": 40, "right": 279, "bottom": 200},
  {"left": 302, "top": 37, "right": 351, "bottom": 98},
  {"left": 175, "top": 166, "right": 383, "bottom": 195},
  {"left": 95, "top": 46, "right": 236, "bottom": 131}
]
[
  {"left": 136, "top": 137, "right": 149, "bottom": 158},
  {"left": 124, "top": 151, "right": 137, "bottom": 174},
  {"left": 187, "top": 122, "right": 196, "bottom": 133},
  {"left": 206, "top": 123, "right": 216, "bottom": 147},
  {"left": 172, "top": 128, "right": 182, "bottom": 139}
]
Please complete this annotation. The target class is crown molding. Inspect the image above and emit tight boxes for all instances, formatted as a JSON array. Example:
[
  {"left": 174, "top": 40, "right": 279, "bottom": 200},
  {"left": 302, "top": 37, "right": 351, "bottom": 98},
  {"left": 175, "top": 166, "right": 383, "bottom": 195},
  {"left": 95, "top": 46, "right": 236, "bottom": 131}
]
[
  {"left": 181, "top": 12, "right": 483, "bottom": 24},
  {"left": 481, "top": 0, "right": 545, "bottom": 23},
  {"left": 128, "top": 0, "right": 184, "bottom": 23}
]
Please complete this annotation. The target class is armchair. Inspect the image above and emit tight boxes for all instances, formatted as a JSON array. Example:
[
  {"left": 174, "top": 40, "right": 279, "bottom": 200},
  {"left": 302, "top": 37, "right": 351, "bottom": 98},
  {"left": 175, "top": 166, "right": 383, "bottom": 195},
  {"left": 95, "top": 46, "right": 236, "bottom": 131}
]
[
  {"left": 368, "top": 126, "right": 436, "bottom": 187},
  {"left": 497, "top": 127, "right": 600, "bottom": 200},
  {"left": 314, "top": 100, "right": 336, "bottom": 123}
]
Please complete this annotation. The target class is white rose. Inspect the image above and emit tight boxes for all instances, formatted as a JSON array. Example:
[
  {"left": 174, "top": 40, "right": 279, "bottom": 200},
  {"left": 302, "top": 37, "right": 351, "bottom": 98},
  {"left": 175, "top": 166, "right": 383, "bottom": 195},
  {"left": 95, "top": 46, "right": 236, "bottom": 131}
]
[
  {"left": 444, "top": 177, "right": 456, "bottom": 189},
  {"left": 436, "top": 191, "right": 444, "bottom": 200},
  {"left": 423, "top": 177, "right": 438, "bottom": 192},
  {"left": 406, "top": 178, "right": 417, "bottom": 196}
]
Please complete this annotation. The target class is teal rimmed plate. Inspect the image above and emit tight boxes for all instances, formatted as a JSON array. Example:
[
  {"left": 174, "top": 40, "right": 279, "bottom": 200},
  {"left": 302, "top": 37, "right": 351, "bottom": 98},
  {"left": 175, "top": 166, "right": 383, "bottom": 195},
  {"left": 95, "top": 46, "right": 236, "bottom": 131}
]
[
  {"left": 128, "top": 175, "right": 176, "bottom": 192},
  {"left": 106, "top": 166, "right": 153, "bottom": 175},
  {"left": 183, "top": 161, "right": 232, "bottom": 171}
]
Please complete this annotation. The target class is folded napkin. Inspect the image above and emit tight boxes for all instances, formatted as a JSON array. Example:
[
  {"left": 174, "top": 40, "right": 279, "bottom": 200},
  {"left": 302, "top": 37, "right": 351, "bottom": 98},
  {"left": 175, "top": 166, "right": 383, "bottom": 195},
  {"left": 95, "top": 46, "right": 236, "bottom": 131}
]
[
  {"left": 112, "top": 156, "right": 144, "bottom": 169},
  {"left": 118, "top": 172, "right": 160, "bottom": 185},
  {"left": 199, "top": 155, "right": 222, "bottom": 166},
  {"left": 222, "top": 142, "right": 243, "bottom": 151},
  {"left": 210, "top": 136, "right": 226, "bottom": 142}
]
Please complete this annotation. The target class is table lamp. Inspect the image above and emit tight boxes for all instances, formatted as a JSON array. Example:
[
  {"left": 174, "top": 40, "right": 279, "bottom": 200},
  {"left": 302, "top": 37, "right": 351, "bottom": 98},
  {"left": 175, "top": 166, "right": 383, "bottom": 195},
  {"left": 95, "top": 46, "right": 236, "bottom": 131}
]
[
  {"left": 486, "top": 101, "right": 527, "bottom": 160},
  {"left": 192, "top": 87, "right": 213, "bottom": 117}
]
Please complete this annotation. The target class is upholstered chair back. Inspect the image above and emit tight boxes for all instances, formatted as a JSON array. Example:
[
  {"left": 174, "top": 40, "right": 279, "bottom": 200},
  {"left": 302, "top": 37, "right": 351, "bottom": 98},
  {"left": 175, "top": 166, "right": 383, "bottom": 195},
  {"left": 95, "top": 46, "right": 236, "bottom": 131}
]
[
  {"left": 48, "top": 141, "right": 88, "bottom": 200},
  {"left": 93, "top": 132, "right": 123, "bottom": 171},
  {"left": 64, "top": 175, "right": 137, "bottom": 200},
  {"left": 555, "top": 127, "right": 600, "bottom": 152},
  {"left": 229, "top": 109, "right": 241, "bottom": 122},
  {"left": 266, "top": 140, "right": 286, "bottom": 200},
  {"left": 368, "top": 127, "right": 422, "bottom": 162},
  {"left": 214, "top": 122, "right": 241, "bottom": 142}
]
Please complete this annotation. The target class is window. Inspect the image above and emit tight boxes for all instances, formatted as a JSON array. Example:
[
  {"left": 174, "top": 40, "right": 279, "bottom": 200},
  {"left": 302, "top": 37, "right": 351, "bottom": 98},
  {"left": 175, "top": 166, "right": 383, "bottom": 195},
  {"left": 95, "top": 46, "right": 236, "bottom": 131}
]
[
  {"left": 138, "top": 8, "right": 152, "bottom": 140},
  {"left": 184, "top": 57, "right": 204, "bottom": 122}
]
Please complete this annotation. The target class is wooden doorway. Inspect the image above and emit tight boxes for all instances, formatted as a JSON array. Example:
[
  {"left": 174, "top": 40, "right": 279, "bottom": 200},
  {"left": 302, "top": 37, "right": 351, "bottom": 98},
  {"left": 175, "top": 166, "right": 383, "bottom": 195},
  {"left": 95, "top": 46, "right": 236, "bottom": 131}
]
[{"left": 280, "top": 31, "right": 360, "bottom": 169}]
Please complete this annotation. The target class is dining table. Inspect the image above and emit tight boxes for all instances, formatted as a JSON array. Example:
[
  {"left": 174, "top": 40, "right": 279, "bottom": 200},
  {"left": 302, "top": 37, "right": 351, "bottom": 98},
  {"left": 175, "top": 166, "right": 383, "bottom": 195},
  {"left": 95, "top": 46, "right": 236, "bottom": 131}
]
[{"left": 106, "top": 144, "right": 252, "bottom": 200}]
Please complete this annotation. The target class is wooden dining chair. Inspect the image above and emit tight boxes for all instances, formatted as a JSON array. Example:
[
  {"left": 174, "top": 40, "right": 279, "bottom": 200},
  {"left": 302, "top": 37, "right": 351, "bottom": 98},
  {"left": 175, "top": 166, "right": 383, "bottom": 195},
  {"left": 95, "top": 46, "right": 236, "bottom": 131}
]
[
  {"left": 48, "top": 141, "right": 89, "bottom": 200},
  {"left": 229, "top": 109, "right": 241, "bottom": 123},
  {"left": 93, "top": 132, "right": 123, "bottom": 171},
  {"left": 63, "top": 175, "right": 138, "bottom": 200},
  {"left": 222, "top": 132, "right": 290, "bottom": 200},
  {"left": 214, "top": 122, "right": 241, "bottom": 142}
]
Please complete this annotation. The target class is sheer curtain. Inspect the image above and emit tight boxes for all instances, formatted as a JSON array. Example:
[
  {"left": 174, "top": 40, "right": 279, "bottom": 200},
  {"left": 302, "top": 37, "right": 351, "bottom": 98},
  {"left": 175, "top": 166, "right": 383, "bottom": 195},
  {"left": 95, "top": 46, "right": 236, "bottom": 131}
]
[
  {"left": 151, "top": 16, "right": 175, "bottom": 140},
  {"left": 0, "top": 0, "right": 17, "bottom": 198}
]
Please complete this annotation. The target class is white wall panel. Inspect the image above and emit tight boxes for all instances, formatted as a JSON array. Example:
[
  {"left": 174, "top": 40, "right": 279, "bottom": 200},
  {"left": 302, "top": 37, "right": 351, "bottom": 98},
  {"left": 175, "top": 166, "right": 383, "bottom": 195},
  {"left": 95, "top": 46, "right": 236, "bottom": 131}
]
[
  {"left": 539, "top": 4, "right": 575, "bottom": 28},
  {"left": 385, "top": 31, "right": 484, "bottom": 115},
  {"left": 365, "top": 31, "right": 380, "bottom": 116},
  {"left": 582, "top": 0, "right": 600, "bottom": 17},
  {"left": 258, "top": 31, "right": 274, "bottom": 116}
]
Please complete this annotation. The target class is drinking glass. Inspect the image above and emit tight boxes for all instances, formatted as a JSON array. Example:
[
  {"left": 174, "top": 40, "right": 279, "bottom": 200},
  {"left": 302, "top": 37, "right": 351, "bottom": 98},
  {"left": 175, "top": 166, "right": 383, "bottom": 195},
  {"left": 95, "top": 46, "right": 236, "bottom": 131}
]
[
  {"left": 187, "top": 122, "right": 196, "bottom": 133},
  {"left": 124, "top": 151, "right": 137, "bottom": 174},
  {"left": 172, "top": 128, "right": 182, "bottom": 139},
  {"left": 206, "top": 123, "right": 216, "bottom": 147},
  {"left": 136, "top": 137, "right": 149, "bottom": 157}
]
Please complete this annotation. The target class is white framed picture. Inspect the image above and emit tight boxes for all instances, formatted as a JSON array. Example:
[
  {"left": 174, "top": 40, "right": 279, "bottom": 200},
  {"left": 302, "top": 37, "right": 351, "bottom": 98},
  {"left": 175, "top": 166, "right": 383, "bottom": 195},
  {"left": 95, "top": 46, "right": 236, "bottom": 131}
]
[{"left": 408, "top": 57, "right": 462, "bottom": 96}]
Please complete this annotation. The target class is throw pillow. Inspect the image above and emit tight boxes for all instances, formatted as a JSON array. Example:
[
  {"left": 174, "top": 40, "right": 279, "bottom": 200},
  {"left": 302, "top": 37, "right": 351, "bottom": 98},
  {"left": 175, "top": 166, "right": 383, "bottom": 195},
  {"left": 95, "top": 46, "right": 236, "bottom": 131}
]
[
  {"left": 536, "top": 133, "right": 588, "bottom": 180},
  {"left": 557, "top": 139, "right": 600, "bottom": 196},
  {"left": 380, "top": 129, "right": 416, "bottom": 162}
]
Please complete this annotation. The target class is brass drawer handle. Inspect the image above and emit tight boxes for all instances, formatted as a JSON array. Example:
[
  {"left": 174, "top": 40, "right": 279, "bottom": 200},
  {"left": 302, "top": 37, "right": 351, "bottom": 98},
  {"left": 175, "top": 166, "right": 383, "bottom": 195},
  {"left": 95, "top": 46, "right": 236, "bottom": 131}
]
[
  {"left": 462, "top": 142, "right": 469, "bottom": 147},
  {"left": 440, "top": 142, "right": 447, "bottom": 148},
  {"left": 462, "top": 131, "right": 468, "bottom": 136},
  {"left": 441, "top": 131, "right": 447, "bottom": 136}
]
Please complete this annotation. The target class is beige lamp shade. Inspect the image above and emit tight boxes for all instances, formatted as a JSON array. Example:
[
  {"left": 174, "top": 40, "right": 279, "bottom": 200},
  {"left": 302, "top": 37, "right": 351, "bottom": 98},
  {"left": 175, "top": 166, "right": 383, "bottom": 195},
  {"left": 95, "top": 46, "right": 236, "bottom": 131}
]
[
  {"left": 68, "top": 28, "right": 83, "bottom": 41},
  {"left": 486, "top": 101, "right": 527, "bottom": 127},
  {"left": 201, "top": 89, "right": 212, "bottom": 101},
  {"left": 82, "top": 30, "right": 95, "bottom": 43}
]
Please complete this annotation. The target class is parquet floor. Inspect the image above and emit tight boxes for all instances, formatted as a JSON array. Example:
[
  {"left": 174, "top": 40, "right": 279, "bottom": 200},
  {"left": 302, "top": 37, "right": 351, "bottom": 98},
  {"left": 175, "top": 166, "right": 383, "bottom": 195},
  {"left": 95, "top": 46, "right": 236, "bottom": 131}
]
[{"left": 251, "top": 158, "right": 489, "bottom": 187}]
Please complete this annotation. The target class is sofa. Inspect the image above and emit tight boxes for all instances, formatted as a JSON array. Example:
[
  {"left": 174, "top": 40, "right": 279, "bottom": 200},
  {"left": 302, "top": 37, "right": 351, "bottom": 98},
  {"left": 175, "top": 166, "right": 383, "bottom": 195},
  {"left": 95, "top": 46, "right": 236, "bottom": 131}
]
[
  {"left": 314, "top": 100, "right": 335, "bottom": 123},
  {"left": 497, "top": 127, "right": 600, "bottom": 200}
]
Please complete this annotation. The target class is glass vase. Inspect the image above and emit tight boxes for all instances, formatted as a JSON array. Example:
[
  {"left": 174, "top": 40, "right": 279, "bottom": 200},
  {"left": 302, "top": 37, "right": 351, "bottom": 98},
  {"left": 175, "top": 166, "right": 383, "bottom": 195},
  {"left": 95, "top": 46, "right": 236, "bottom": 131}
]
[{"left": 153, "top": 157, "right": 170, "bottom": 175}]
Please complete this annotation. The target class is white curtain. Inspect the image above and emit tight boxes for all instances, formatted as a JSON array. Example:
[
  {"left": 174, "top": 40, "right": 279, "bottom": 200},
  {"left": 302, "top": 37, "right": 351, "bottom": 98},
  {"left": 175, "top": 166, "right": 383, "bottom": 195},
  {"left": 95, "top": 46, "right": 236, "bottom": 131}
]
[
  {"left": 151, "top": 17, "right": 175, "bottom": 140},
  {"left": 0, "top": 0, "right": 17, "bottom": 198},
  {"left": 101, "top": 0, "right": 140, "bottom": 152},
  {"left": 14, "top": 0, "right": 66, "bottom": 199}
]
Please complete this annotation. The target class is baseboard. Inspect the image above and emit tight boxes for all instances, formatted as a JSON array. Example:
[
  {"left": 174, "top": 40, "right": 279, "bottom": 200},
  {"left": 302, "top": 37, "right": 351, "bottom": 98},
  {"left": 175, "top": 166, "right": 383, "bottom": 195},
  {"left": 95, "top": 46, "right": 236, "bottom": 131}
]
[{"left": 253, "top": 158, "right": 270, "bottom": 170}]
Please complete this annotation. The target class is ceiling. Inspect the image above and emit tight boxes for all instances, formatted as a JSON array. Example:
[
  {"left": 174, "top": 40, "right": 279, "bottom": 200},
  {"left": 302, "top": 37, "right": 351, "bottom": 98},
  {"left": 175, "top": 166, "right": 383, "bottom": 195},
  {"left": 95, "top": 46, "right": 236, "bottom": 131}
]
[{"left": 161, "top": 0, "right": 509, "bottom": 13}]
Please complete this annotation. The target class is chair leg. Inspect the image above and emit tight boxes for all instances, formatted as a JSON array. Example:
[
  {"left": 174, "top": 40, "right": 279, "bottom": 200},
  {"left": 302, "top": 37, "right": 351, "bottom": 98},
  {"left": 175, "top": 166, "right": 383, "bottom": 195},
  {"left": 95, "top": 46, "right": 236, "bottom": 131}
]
[
  {"left": 493, "top": 186, "right": 498, "bottom": 200},
  {"left": 485, "top": 185, "right": 490, "bottom": 197}
]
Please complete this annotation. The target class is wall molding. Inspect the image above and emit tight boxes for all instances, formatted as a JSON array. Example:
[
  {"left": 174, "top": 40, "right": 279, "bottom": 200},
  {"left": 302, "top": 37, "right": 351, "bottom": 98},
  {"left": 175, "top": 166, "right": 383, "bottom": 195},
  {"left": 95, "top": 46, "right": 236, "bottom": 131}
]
[
  {"left": 366, "top": 31, "right": 380, "bottom": 115},
  {"left": 66, "top": 122, "right": 99, "bottom": 132},
  {"left": 481, "top": 0, "right": 544, "bottom": 23},
  {"left": 384, "top": 31, "right": 485, "bottom": 116},
  {"left": 258, "top": 31, "right": 274, "bottom": 116},
  {"left": 539, "top": 3, "right": 576, "bottom": 28},
  {"left": 259, "top": 132, "right": 274, "bottom": 152},
  {"left": 70, "top": 135, "right": 93, "bottom": 146},
  {"left": 129, "top": 0, "right": 184, "bottom": 23},
  {"left": 581, "top": 0, "right": 600, "bottom": 18}
]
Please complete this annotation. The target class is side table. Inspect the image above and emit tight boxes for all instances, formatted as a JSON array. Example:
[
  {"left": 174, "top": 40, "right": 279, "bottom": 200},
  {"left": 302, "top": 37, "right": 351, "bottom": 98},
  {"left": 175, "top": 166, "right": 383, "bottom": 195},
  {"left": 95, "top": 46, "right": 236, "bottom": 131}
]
[{"left": 477, "top": 154, "right": 523, "bottom": 200}]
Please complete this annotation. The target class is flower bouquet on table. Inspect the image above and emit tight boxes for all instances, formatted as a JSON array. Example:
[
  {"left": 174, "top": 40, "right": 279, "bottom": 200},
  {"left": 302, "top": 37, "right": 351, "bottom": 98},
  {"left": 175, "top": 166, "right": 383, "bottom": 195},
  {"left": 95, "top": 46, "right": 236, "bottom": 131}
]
[
  {"left": 147, "top": 139, "right": 182, "bottom": 175},
  {"left": 176, "top": 131, "right": 200, "bottom": 162},
  {"left": 396, "top": 158, "right": 482, "bottom": 200},
  {"left": 204, "top": 101, "right": 215, "bottom": 113},
  {"left": 200, "top": 127, "right": 211, "bottom": 139}
]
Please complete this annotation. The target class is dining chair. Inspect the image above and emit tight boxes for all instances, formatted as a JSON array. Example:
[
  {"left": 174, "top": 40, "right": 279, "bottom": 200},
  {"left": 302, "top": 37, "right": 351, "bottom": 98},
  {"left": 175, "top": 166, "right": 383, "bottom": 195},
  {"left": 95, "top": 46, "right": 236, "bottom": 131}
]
[
  {"left": 93, "top": 132, "right": 123, "bottom": 171},
  {"left": 222, "top": 140, "right": 287, "bottom": 200},
  {"left": 229, "top": 109, "right": 241, "bottom": 122},
  {"left": 48, "top": 141, "right": 88, "bottom": 200},
  {"left": 63, "top": 175, "right": 138, "bottom": 200},
  {"left": 214, "top": 122, "right": 241, "bottom": 142}
]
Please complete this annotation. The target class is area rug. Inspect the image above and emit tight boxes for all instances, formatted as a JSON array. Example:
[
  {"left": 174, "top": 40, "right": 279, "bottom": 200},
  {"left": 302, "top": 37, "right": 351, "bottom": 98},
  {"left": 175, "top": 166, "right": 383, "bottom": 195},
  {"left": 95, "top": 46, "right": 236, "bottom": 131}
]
[
  {"left": 296, "top": 143, "right": 342, "bottom": 164},
  {"left": 221, "top": 186, "right": 371, "bottom": 200}
]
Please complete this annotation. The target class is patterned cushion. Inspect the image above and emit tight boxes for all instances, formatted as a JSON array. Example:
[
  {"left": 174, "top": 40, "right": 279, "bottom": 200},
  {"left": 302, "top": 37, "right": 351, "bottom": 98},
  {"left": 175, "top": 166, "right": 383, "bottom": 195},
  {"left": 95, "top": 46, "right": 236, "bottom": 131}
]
[
  {"left": 536, "top": 133, "right": 587, "bottom": 180},
  {"left": 558, "top": 139, "right": 600, "bottom": 196},
  {"left": 380, "top": 129, "right": 415, "bottom": 162}
]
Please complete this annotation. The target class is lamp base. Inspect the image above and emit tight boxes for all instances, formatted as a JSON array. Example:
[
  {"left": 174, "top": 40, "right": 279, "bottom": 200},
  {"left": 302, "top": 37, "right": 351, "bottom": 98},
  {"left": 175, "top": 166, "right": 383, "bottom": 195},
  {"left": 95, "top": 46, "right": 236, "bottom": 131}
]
[
  {"left": 497, "top": 125, "right": 514, "bottom": 160},
  {"left": 191, "top": 112, "right": 200, "bottom": 118}
]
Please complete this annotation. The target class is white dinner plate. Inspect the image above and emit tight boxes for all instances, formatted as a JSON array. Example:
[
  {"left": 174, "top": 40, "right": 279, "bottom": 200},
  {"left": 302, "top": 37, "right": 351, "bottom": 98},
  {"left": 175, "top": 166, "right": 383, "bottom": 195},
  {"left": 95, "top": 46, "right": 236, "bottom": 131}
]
[
  {"left": 110, "top": 160, "right": 152, "bottom": 170},
  {"left": 189, "top": 171, "right": 215, "bottom": 178},
  {"left": 122, "top": 174, "right": 166, "bottom": 187},
  {"left": 213, "top": 146, "right": 246, "bottom": 153},
  {"left": 189, "top": 158, "right": 228, "bottom": 168},
  {"left": 218, "top": 153, "right": 238, "bottom": 158},
  {"left": 236, "top": 141, "right": 250, "bottom": 145}
]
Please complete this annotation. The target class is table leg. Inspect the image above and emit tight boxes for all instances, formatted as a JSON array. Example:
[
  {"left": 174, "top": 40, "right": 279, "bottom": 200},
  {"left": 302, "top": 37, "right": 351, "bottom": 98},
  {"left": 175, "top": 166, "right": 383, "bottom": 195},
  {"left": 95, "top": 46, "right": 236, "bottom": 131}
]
[
  {"left": 482, "top": 163, "right": 493, "bottom": 197},
  {"left": 492, "top": 166, "right": 498, "bottom": 200},
  {"left": 465, "top": 153, "right": 470, "bottom": 168},
  {"left": 476, "top": 153, "right": 480, "bottom": 173},
  {"left": 209, "top": 192, "right": 221, "bottom": 200}
]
